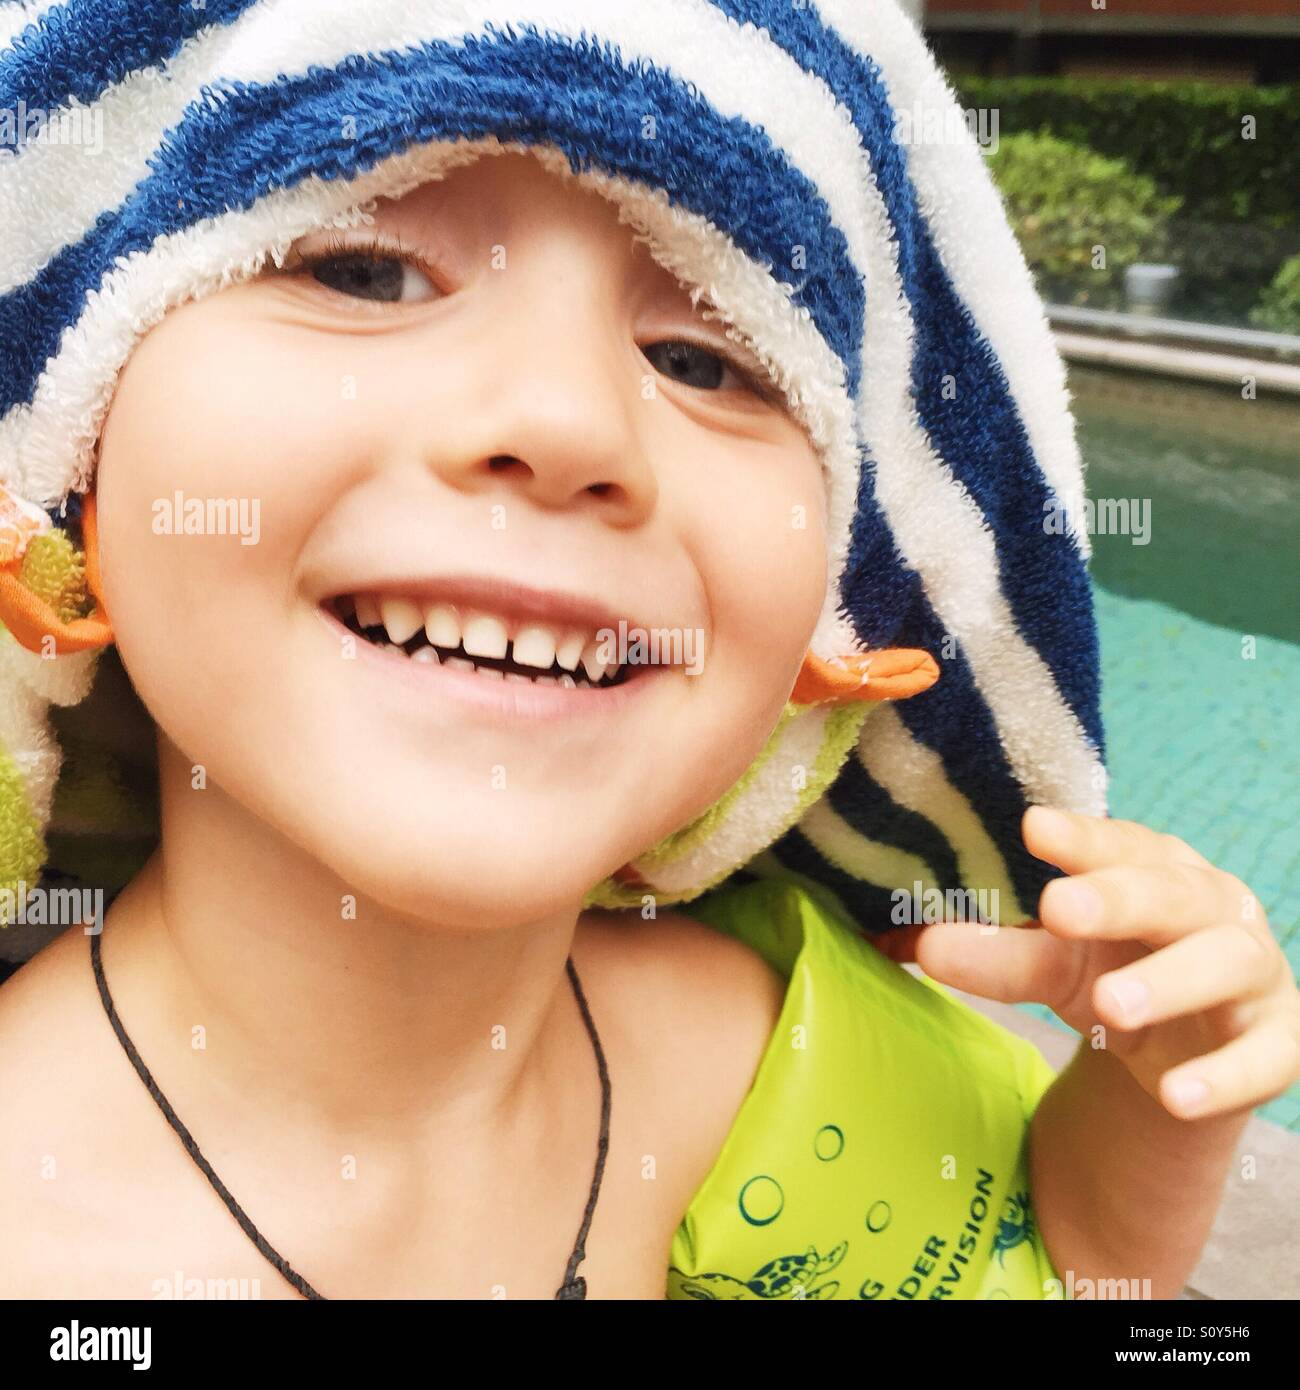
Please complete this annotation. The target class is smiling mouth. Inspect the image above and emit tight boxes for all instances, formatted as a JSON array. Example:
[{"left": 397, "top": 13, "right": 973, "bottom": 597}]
[{"left": 326, "top": 593, "right": 635, "bottom": 689}]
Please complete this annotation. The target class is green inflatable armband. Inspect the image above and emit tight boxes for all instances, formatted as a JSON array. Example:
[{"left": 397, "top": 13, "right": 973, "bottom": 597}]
[{"left": 668, "top": 878, "right": 1068, "bottom": 1301}]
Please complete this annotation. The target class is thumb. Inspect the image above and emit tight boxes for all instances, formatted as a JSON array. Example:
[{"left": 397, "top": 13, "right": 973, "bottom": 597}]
[{"left": 913, "top": 920, "right": 1065, "bottom": 1007}]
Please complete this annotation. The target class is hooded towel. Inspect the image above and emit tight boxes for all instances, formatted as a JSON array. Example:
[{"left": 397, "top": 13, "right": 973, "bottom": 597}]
[{"left": 0, "top": 0, "right": 1106, "bottom": 960}]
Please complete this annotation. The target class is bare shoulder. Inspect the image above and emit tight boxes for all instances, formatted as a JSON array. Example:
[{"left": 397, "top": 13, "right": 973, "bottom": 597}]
[
  {"left": 0, "top": 923, "right": 103, "bottom": 1104},
  {"left": 573, "top": 905, "right": 788, "bottom": 1154},
  {"left": 577, "top": 905, "right": 787, "bottom": 1048},
  {"left": 0, "top": 925, "right": 140, "bottom": 1293}
]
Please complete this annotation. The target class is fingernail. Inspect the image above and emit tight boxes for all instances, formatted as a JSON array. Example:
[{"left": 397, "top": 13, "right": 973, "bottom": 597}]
[
  {"left": 1167, "top": 1075, "right": 1210, "bottom": 1114},
  {"left": 1104, "top": 974, "right": 1149, "bottom": 1024},
  {"left": 1049, "top": 878, "right": 1102, "bottom": 928}
]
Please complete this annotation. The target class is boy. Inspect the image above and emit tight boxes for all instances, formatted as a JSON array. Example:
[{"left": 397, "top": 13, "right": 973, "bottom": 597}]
[{"left": 0, "top": 1, "right": 1295, "bottom": 1300}]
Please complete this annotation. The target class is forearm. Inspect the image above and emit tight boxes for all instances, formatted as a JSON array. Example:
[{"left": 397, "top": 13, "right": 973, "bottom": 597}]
[{"left": 1029, "top": 1040, "right": 1248, "bottom": 1299}]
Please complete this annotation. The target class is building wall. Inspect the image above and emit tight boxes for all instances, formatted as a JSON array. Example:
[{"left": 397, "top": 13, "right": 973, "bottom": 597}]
[
  {"left": 923, "top": 0, "right": 1300, "bottom": 81},
  {"left": 927, "top": 1, "right": 1297, "bottom": 24}
]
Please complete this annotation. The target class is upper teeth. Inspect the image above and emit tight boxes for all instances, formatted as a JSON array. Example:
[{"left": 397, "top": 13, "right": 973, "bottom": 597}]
[
  {"left": 580, "top": 642, "right": 614, "bottom": 684},
  {"left": 554, "top": 629, "right": 587, "bottom": 672},
  {"left": 378, "top": 596, "right": 423, "bottom": 645},
  {"left": 424, "top": 603, "right": 460, "bottom": 650},
  {"left": 512, "top": 624, "right": 555, "bottom": 671},
  {"left": 342, "top": 594, "right": 620, "bottom": 683},
  {"left": 461, "top": 612, "right": 509, "bottom": 661}
]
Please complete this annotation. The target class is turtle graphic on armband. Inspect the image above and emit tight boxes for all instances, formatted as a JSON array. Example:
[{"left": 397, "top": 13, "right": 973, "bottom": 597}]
[
  {"left": 667, "top": 1241, "right": 848, "bottom": 1300},
  {"left": 991, "top": 1190, "right": 1035, "bottom": 1267}
]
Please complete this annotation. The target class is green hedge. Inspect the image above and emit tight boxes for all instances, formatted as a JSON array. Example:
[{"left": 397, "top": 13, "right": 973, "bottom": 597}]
[
  {"left": 953, "top": 77, "right": 1299, "bottom": 228},
  {"left": 955, "top": 77, "right": 1299, "bottom": 323},
  {"left": 1251, "top": 254, "right": 1300, "bottom": 334},
  {"left": 986, "top": 133, "right": 1180, "bottom": 309}
]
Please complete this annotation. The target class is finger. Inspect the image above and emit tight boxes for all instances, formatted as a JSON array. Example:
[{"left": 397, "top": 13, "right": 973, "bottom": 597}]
[
  {"left": 913, "top": 920, "right": 1068, "bottom": 1007},
  {"left": 1023, "top": 806, "right": 1213, "bottom": 878},
  {"left": 871, "top": 922, "right": 923, "bottom": 965},
  {"left": 1160, "top": 1013, "right": 1300, "bottom": 1120},
  {"left": 1039, "top": 864, "right": 1264, "bottom": 949},
  {"left": 1093, "top": 923, "right": 1284, "bottom": 1032}
]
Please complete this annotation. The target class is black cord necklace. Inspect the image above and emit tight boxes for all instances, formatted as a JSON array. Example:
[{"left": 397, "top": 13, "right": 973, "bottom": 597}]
[{"left": 90, "top": 925, "right": 611, "bottom": 1300}]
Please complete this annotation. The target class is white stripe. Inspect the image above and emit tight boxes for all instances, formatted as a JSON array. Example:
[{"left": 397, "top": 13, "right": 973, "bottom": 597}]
[
  {"left": 857, "top": 705, "right": 1027, "bottom": 922},
  {"left": 0, "top": 22, "right": 257, "bottom": 294},
  {"left": 0, "top": 0, "right": 874, "bottom": 658},
  {"left": 0, "top": 0, "right": 62, "bottom": 50},
  {"left": 2, "top": 0, "right": 1105, "bottom": 862},
  {"left": 0, "top": 626, "right": 98, "bottom": 705},
  {"left": 1, "top": 0, "right": 1084, "bottom": 570},
  {"left": 798, "top": 796, "right": 940, "bottom": 898},
  {"left": 0, "top": 677, "right": 59, "bottom": 828},
  {"left": 4, "top": 0, "right": 864, "bottom": 308},
  {"left": 819, "top": 0, "right": 1090, "bottom": 560},
  {"left": 0, "top": 134, "right": 862, "bottom": 663},
  {"left": 0, "top": 633, "right": 96, "bottom": 829}
]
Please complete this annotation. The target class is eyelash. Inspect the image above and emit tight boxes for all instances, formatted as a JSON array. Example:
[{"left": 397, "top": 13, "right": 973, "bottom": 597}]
[
  {"left": 284, "top": 228, "right": 447, "bottom": 294},
  {"left": 648, "top": 335, "right": 778, "bottom": 402},
  {"left": 285, "top": 231, "right": 778, "bottom": 401}
]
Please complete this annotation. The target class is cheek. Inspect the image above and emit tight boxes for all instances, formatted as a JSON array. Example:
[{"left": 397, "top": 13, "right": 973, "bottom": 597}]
[
  {"left": 630, "top": 453, "right": 824, "bottom": 843},
  {"left": 92, "top": 309, "right": 351, "bottom": 766},
  {"left": 697, "top": 456, "right": 828, "bottom": 698}
]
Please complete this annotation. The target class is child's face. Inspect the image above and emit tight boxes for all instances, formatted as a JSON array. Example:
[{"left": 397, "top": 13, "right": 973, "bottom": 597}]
[{"left": 95, "top": 152, "right": 828, "bottom": 924}]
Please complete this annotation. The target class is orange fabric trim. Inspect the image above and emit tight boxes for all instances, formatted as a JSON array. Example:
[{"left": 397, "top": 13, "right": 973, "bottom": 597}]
[
  {"left": 607, "top": 647, "right": 940, "bottom": 890},
  {"left": 82, "top": 491, "right": 112, "bottom": 623},
  {"left": 791, "top": 647, "right": 939, "bottom": 705},
  {"left": 0, "top": 492, "right": 114, "bottom": 656}
]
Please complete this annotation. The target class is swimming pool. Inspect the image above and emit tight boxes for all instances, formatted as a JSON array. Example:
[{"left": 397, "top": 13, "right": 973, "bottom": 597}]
[{"left": 1021, "top": 365, "right": 1300, "bottom": 1131}]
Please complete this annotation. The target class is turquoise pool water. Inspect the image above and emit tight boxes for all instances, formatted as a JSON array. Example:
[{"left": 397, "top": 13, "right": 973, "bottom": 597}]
[{"left": 1020, "top": 366, "right": 1300, "bottom": 1131}]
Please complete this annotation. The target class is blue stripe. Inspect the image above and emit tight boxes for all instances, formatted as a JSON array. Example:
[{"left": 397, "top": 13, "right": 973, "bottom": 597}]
[
  {"left": 45, "top": 487, "right": 82, "bottom": 528},
  {"left": 828, "top": 443, "right": 1062, "bottom": 910},
  {"left": 0, "top": 0, "right": 258, "bottom": 126},
  {"left": 2, "top": 4, "right": 1101, "bottom": 925},
  {"left": 793, "top": 639, "right": 1062, "bottom": 918},
  {"left": 709, "top": 0, "right": 1103, "bottom": 754},
  {"left": 782, "top": 427, "right": 1054, "bottom": 910},
  {"left": 824, "top": 758, "right": 962, "bottom": 891},
  {"left": 838, "top": 452, "right": 1057, "bottom": 909},
  {"left": 2, "top": 25, "right": 862, "bottom": 411},
  {"left": 0, "top": 24, "right": 863, "bottom": 415},
  {"left": 840, "top": 448, "right": 922, "bottom": 646},
  {"left": 895, "top": 632, "right": 1064, "bottom": 916},
  {"left": 766, "top": 825, "right": 909, "bottom": 937}
]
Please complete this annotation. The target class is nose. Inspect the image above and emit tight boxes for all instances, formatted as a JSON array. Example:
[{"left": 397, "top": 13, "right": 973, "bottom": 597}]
[{"left": 411, "top": 260, "right": 660, "bottom": 527}]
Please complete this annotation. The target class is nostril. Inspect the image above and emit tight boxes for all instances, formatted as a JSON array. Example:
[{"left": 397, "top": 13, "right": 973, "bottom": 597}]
[
  {"left": 488, "top": 454, "right": 524, "bottom": 472},
  {"left": 587, "top": 482, "right": 612, "bottom": 496}
]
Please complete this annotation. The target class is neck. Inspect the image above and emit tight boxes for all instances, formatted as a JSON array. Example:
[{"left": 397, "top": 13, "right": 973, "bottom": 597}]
[{"left": 107, "top": 735, "right": 586, "bottom": 1142}]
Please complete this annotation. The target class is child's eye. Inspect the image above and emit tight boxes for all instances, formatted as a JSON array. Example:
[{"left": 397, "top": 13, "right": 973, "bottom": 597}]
[
  {"left": 306, "top": 250, "right": 439, "bottom": 304},
  {"left": 641, "top": 339, "right": 760, "bottom": 395},
  {"left": 281, "top": 231, "right": 443, "bottom": 305}
]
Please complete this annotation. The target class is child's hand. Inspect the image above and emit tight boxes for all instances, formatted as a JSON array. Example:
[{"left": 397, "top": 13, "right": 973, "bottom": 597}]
[{"left": 911, "top": 806, "right": 1300, "bottom": 1122}]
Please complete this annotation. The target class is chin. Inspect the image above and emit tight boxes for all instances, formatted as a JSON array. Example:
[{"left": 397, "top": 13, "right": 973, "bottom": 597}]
[{"left": 290, "top": 788, "right": 632, "bottom": 929}]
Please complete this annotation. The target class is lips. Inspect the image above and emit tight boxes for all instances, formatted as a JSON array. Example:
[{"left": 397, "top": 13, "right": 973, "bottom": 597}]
[{"left": 326, "top": 590, "right": 631, "bottom": 688}]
